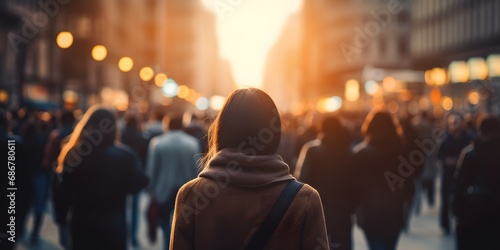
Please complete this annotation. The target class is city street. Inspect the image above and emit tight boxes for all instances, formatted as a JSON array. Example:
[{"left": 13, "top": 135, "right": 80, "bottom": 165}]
[{"left": 17, "top": 188, "right": 455, "bottom": 250}]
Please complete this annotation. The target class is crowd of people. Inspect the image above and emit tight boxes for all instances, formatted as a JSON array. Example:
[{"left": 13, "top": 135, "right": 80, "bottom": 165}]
[{"left": 1, "top": 87, "right": 499, "bottom": 250}]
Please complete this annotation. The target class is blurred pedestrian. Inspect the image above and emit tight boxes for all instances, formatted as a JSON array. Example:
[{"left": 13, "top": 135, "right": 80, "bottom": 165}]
[
  {"left": 295, "top": 115, "right": 355, "bottom": 250},
  {"left": 57, "top": 106, "right": 149, "bottom": 250},
  {"left": 184, "top": 112, "right": 208, "bottom": 153},
  {"left": 120, "top": 114, "right": 149, "bottom": 247},
  {"left": 20, "top": 112, "right": 51, "bottom": 244},
  {"left": 400, "top": 115, "right": 424, "bottom": 232},
  {"left": 145, "top": 108, "right": 164, "bottom": 140},
  {"left": 437, "top": 114, "right": 471, "bottom": 234},
  {"left": 170, "top": 88, "right": 329, "bottom": 249},
  {"left": 43, "top": 110, "right": 75, "bottom": 249},
  {"left": 413, "top": 111, "right": 438, "bottom": 213},
  {"left": 454, "top": 116, "right": 500, "bottom": 250},
  {"left": 353, "top": 111, "right": 406, "bottom": 250},
  {"left": 146, "top": 113, "right": 200, "bottom": 250}
]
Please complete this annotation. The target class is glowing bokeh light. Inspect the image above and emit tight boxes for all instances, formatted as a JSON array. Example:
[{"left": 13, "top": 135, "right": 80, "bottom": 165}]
[
  {"left": 118, "top": 57, "right": 134, "bottom": 72},
  {"left": 210, "top": 95, "right": 226, "bottom": 110},
  {"left": 154, "top": 73, "right": 168, "bottom": 87},
  {"left": 177, "top": 85, "right": 190, "bottom": 99},
  {"left": 56, "top": 31, "right": 73, "bottom": 49},
  {"left": 91, "top": 45, "right": 107, "bottom": 61},
  {"left": 139, "top": 67, "right": 154, "bottom": 81},
  {"left": 449, "top": 61, "right": 469, "bottom": 83},
  {"left": 467, "top": 57, "right": 488, "bottom": 80},
  {"left": 196, "top": 97, "right": 209, "bottom": 111},
  {"left": 317, "top": 96, "right": 342, "bottom": 113},
  {"left": 383, "top": 76, "right": 397, "bottom": 92},
  {"left": 365, "top": 80, "right": 379, "bottom": 95},
  {"left": 345, "top": 79, "right": 360, "bottom": 102},
  {"left": 441, "top": 96, "right": 453, "bottom": 111},
  {"left": 487, "top": 54, "right": 500, "bottom": 77},
  {"left": 467, "top": 91, "right": 480, "bottom": 105},
  {"left": 162, "top": 79, "right": 178, "bottom": 97}
]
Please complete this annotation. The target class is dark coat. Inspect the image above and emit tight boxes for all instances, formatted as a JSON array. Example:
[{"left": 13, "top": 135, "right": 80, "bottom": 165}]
[
  {"left": 352, "top": 141, "right": 406, "bottom": 240},
  {"left": 296, "top": 139, "right": 356, "bottom": 250},
  {"left": 61, "top": 145, "right": 149, "bottom": 250},
  {"left": 454, "top": 135, "right": 500, "bottom": 228}
]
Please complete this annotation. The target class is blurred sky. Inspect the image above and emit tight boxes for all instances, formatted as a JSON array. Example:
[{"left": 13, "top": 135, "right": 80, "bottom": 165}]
[{"left": 202, "top": 0, "right": 303, "bottom": 88}]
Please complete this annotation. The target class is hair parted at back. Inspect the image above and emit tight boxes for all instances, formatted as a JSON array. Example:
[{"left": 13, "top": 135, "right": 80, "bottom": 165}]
[{"left": 202, "top": 88, "right": 282, "bottom": 168}]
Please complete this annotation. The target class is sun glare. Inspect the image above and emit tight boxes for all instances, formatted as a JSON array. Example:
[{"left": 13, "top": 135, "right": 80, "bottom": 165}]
[{"left": 202, "top": 0, "right": 303, "bottom": 88}]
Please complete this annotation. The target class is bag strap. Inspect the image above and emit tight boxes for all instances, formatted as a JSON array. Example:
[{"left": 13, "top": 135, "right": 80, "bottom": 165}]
[{"left": 246, "top": 180, "right": 304, "bottom": 250}]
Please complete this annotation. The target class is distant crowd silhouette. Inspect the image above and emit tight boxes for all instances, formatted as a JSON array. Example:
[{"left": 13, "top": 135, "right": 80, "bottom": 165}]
[{"left": 1, "top": 87, "right": 499, "bottom": 250}]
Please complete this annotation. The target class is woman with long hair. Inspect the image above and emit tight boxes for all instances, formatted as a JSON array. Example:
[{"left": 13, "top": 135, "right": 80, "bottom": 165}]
[
  {"left": 352, "top": 110, "right": 406, "bottom": 250},
  {"left": 57, "top": 106, "right": 148, "bottom": 250},
  {"left": 170, "top": 88, "right": 329, "bottom": 249}
]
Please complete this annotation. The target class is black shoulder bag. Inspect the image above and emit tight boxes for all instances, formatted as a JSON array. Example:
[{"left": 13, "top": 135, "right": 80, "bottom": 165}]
[{"left": 246, "top": 180, "right": 304, "bottom": 250}]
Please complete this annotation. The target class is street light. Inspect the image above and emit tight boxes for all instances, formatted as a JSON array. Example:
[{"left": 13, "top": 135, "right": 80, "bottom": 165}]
[
  {"left": 448, "top": 61, "right": 469, "bottom": 83},
  {"left": 467, "top": 57, "right": 488, "bottom": 80},
  {"left": 177, "top": 85, "right": 189, "bottom": 99},
  {"left": 139, "top": 67, "right": 154, "bottom": 81},
  {"left": 56, "top": 31, "right": 73, "bottom": 49},
  {"left": 365, "top": 80, "right": 379, "bottom": 95},
  {"left": 487, "top": 54, "right": 500, "bottom": 78},
  {"left": 91, "top": 45, "right": 107, "bottom": 61},
  {"left": 441, "top": 96, "right": 453, "bottom": 111},
  {"left": 118, "top": 57, "right": 134, "bottom": 72},
  {"left": 345, "top": 79, "right": 360, "bottom": 102},
  {"left": 154, "top": 73, "right": 167, "bottom": 87},
  {"left": 210, "top": 95, "right": 226, "bottom": 110},
  {"left": 196, "top": 97, "right": 209, "bottom": 111}
]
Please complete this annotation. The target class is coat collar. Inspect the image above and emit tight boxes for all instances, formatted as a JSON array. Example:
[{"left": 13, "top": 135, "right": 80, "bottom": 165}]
[{"left": 199, "top": 148, "right": 294, "bottom": 188}]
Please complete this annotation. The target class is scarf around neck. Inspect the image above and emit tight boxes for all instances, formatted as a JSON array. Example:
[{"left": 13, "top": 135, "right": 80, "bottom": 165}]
[{"left": 199, "top": 148, "right": 294, "bottom": 188}]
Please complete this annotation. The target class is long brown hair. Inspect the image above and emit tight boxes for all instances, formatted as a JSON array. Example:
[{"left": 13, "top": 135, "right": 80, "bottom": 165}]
[
  {"left": 361, "top": 110, "right": 404, "bottom": 148},
  {"left": 202, "top": 88, "right": 282, "bottom": 168},
  {"left": 56, "top": 105, "right": 116, "bottom": 173}
]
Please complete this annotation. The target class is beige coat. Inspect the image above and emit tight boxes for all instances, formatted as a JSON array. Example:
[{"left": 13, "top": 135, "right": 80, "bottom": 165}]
[{"left": 170, "top": 149, "right": 329, "bottom": 250}]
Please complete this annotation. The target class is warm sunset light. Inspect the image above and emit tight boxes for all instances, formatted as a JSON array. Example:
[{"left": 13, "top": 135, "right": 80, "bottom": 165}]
[{"left": 202, "top": 0, "right": 303, "bottom": 87}]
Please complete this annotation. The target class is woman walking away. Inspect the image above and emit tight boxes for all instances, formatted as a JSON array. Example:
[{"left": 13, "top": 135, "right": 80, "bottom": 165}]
[
  {"left": 170, "top": 88, "right": 329, "bottom": 250},
  {"left": 353, "top": 111, "right": 406, "bottom": 250},
  {"left": 57, "top": 106, "right": 149, "bottom": 250}
]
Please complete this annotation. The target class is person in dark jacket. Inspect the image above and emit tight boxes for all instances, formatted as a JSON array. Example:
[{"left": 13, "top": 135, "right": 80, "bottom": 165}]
[
  {"left": 352, "top": 111, "right": 406, "bottom": 250},
  {"left": 57, "top": 106, "right": 149, "bottom": 250},
  {"left": 20, "top": 112, "right": 51, "bottom": 244},
  {"left": 43, "top": 110, "right": 75, "bottom": 249},
  {"left": 295, "top": 115, "right": 355, "bottom": 250},
  {"left": 437, "top": 114, "right": 471, "bottom": 234},
  {"left": 454, "top": 116, "right": 500, "bottom": 250},
  {"left": 120, "top": 114, "right": 149, "bottom": 247}
]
